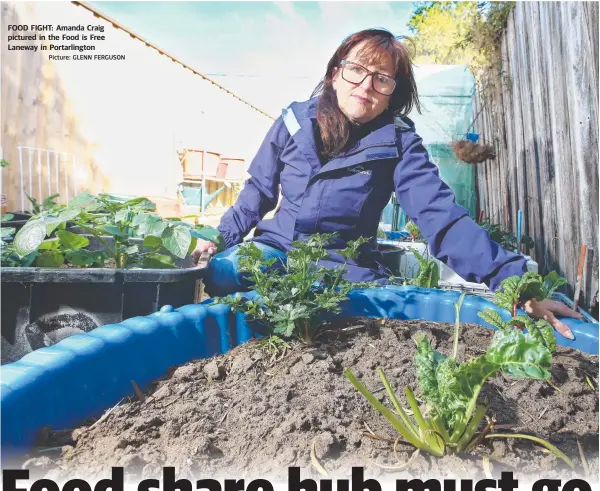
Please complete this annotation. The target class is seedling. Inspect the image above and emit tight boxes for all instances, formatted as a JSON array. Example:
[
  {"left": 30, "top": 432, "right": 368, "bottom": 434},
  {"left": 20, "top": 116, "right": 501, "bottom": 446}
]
[{"left": 214, "top": 233, "right": 376, "bottom": 344}]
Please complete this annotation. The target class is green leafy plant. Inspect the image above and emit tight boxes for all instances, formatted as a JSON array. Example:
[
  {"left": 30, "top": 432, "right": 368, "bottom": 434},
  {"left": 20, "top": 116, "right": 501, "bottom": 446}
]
[
  {"left": 409, "top": 248, "right": 439, "bottom": 288},
  {"left": 479, "top": 220, "right": 534, "bottom": 251},
  {"left": 26, "top": 192, "right": 61, "bottom": 215},
  {"left": 344, "top": 294, "right": 573, "bottom": 466},
  {"left": 213, "top": 233, "right": 375, "bottom": 344},
  {"left": 405, "top": 221, "right": 423, "bottom": 241},
  {"left": 477, "top": 272, "right": 567, "bottom": 353},
  {"left": 0, "top": 159, "right": 9, "bottom": 168},
  {"left": 3, "top": 191, "right": 223, "bottom": 269}
]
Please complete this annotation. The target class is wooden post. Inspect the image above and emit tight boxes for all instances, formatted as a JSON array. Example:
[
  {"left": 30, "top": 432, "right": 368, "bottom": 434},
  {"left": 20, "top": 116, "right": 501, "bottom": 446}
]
[{"left": 573, "top": 244, "right": 588, "bottom": 311}]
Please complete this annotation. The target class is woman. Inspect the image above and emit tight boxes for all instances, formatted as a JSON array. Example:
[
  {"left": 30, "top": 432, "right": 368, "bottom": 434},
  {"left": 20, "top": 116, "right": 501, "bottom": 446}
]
[{"left": 193, "top": 28, "right": 581, "bottom": 339}]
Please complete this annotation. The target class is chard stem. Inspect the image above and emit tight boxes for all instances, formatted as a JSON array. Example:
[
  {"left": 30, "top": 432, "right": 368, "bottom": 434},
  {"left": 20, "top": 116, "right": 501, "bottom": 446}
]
[
  {"left": 344, "top": 369, "right": 425, "bottom": 451},
  {"left": 404, "top": 387, "right": 444, "bottom": 456},
  {"left": 458, "top": 404, "right": 488, "bottom": 452},
  {"left": 453, "top": 293, "right": 466, "bottom": 361},
  {"left": 377, "top": 368, "right": 420, "bottom": 440}
]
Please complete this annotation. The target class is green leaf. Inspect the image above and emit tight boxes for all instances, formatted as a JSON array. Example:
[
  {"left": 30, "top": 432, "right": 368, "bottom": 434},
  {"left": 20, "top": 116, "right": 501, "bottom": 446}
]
[
  {"left": 1, "top": 227, "right": 16, "bottom": 239},
  {"left": 162, "top": 225, "right": 191, "bottom": 259},
  {"left": 487, "top": 329, "right": 552, "bottom": 379},
  {"left": 67, "top": 192, "right": 97, "bottom": 211},
  {"left": 477, "top": 309, "right": 510, "bottom": 331},
  {"left": 143, "top": 235, "right": 162, "bottom": 249},
  {"left": 14, "top": 219, "right": 47, "bottom": 257},
  {"left": 56, "top": 230, "right": 89, "bottom": 250},
  {"left": 45, "top": 209, "right": 80, "bottom": 236},
  {"left": 1, "top": 213, "right": 15, "bottom": 222},
  {"left": 510, "top": 314, "right": 533, "bottom": 331},
  {"left": 39, "top": 238, "right": 60, "bottom": 250},
  {"left": 35, "top": 249, "right": 64, "bottom": 268},
  {"left": 66, "top": 249, "right": 107, "bottom": 267},
  {"left": 191, "top": 225, "right": 225, "bottom": 252},
  {"left": 187, "top": 237, "right": 198, "bottom": 256},
  {"left": 101, "top": 225, "right": 127, "bottom": 237},
  {"left": 542, "top": 271, "right": 568, "bottom": 299},
  {"left": 409, "top": 249, "right": 439, "bottom": 288},
  {"left": 493, "top": 276, "right": 521, "bottom": 311},
  {"left": 135, "top": 214, "right": 167, "bottom": 237},
  {"left": 528, "top": 320, "right": 557, "bottom": 353},
  {"left": 125, "top": 197, "right": 156, "bottom": 211},
  {"left": 114, "top": 209, "right": 130, "bottom": 224},
  {"left": 142, "top": 253, "right": 176, "bottom": 269},
  {"left": 519, "top": 272, "right": 545, "bottom": 302},
  {"left": 414, "top": 336, "right": 446, "bottom": 407}
]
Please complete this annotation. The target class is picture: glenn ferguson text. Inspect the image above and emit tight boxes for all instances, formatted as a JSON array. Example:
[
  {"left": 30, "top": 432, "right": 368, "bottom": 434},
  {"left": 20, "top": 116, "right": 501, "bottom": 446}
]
[{"left": 49, "top": 54, "right": 126, "bottom": 61}]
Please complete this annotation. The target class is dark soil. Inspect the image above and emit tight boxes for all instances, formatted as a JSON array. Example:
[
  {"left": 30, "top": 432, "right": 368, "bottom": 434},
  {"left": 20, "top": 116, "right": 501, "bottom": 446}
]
[{"left": 17, "top": 319, "right": 599, "bottom": 484}]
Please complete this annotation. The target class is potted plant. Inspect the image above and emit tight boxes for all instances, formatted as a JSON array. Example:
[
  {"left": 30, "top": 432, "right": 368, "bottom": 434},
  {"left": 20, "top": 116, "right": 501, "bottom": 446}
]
[{"left": 0, "top": 191, "right": 223, "bottom": 364}]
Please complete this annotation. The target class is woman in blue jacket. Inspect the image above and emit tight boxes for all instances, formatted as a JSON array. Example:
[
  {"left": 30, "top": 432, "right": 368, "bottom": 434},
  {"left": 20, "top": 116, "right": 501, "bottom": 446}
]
[{"left": 193, "top": 28, "right": 581, "bottom": 339}]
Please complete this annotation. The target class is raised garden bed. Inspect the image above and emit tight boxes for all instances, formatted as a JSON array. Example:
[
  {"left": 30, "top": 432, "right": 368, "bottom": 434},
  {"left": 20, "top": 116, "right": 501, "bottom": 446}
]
[
  {"left": 11, "top": 317, "right": 599, "bottom": 483},
  {"left": 2, "top": 234, "right": 598, "bottom": 485}
]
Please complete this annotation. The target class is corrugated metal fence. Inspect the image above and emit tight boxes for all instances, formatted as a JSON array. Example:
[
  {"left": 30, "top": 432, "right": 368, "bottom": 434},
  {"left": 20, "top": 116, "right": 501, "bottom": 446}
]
[{"left": 473, "top": 2, "right": 598, "bottom": 311}]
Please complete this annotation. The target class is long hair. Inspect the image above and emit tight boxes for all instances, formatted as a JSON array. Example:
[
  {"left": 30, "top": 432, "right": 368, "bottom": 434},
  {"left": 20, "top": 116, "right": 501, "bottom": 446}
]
[{"left": 311, "top": 29, "right": 421, "bottom": 157}]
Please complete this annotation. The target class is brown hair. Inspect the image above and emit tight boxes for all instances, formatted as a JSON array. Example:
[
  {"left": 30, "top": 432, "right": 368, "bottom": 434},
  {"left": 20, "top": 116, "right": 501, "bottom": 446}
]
[{"left": 311, "top": 28, "right": 421, "bottom": 157}]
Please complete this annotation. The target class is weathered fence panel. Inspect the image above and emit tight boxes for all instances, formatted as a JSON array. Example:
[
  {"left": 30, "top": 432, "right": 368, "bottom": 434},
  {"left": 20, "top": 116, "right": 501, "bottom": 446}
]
[{"left": 474, "top": 2, "right": 599, "bottom": 312}]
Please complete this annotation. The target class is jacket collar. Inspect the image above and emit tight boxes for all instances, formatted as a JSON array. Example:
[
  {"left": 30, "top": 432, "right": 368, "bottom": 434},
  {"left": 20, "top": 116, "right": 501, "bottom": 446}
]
[{"left": 283, "top": 96, "right": 399, "bottom": 176}]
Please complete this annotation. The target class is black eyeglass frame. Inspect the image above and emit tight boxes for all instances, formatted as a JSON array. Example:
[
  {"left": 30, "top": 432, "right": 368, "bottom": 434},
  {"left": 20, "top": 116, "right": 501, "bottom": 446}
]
[{"left": 339, "top": 60, "right": 397, "bottom": 96}]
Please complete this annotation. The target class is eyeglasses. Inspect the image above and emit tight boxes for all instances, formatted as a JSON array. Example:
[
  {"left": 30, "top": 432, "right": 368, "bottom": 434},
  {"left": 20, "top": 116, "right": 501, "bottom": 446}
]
[{"left": 339, "top": 60, "right": 396, "bottom": 96}]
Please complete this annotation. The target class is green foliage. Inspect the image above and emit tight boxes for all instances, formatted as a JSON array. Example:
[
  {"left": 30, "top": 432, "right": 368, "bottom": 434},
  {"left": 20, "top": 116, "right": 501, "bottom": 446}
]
[
  {"left": 479, "top": 220, "right": 534, "bottom": 252},
  {"left": 409, "top": 248, "right": 440, "bottom": 288},
  {"left": 407, "top": 2, "right": 516, "bottom": 82},
  {"left": 213, "top": 233, "right": 376, "bottom": 344},
  {"left": 405, "top": 221, "right": 423, "bottom": 241},
  {"left": 542, "top": 271, "right": 568, "bottom": 299},
  {"left": 26, "top": 192, "right": 61, "bottom": 215},
  {"left": 477, "top": 271, "right": 567, "bottom": 353},
  {"left": 2, "top": 191, "right": 223, "bottom": 269},
  {"left": 0, "top": 159, "right": 9, "bottom": 168},
  {"left": 345, "top": 294, "right": 552, "bottom": 457}
]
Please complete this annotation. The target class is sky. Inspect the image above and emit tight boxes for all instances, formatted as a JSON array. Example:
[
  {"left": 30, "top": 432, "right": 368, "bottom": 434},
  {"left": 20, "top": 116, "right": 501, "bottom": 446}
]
[{"left": 90, "top": 1, "right": 417, "bottom": 116}]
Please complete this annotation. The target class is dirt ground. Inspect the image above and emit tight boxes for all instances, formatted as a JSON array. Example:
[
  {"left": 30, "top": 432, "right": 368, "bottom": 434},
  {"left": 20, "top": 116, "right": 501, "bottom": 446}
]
[{"left": 17, "top": 318, "right": 599, "bottom": 484}]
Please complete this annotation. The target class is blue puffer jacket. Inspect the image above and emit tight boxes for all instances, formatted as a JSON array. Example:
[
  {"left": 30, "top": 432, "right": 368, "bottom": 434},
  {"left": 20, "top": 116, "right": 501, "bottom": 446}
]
[{"left": 218, "top": 96, "right": 526, "bottom": 290}]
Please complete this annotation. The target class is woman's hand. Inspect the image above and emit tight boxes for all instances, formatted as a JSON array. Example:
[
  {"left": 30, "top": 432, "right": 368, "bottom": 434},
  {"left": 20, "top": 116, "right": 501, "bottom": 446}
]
[
  {"left": 192, "top": 239, "right": 218, "bottom": 266},
  {"left": 522, "top": 298, "right": 584, "bottom": 340}
]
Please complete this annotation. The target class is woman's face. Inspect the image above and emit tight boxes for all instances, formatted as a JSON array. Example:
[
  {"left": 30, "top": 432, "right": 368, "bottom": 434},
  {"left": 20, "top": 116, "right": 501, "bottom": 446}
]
[{"left": 332, "top": 41, "right": 396, "bottom": 124}]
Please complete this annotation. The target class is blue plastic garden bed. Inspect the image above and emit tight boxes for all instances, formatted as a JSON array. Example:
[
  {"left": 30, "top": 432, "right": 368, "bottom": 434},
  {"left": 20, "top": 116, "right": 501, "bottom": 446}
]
[{"left": 1, "top": 286, "right": 598, "bottom": 462}]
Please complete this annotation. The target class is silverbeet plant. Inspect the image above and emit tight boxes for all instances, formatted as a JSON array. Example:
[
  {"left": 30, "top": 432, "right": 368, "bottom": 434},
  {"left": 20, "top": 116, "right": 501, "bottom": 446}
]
[
  {"left": 214, "top": 233, "right": 376, "bottom": 344},
  {"left": 344, "top": 293, "right": 574, "bottom": 466},
  {"left": 478, "top": 271, "right": 568, "bottom": 354}
]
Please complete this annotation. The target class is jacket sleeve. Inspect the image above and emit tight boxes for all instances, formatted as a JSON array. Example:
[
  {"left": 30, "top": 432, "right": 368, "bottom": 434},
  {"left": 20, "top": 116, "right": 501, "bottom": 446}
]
[
  {"left": 393, "top": 129, "right": 527, "bottom": 291},
  {"left": 217, "top": 117, "right": 287, "bottom": 248}
]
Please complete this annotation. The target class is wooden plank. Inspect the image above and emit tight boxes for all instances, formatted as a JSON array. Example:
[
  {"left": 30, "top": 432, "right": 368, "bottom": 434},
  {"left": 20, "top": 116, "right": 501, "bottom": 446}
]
[
  {"left": 527, "top": 2, "right": 555, "bottom": 272},
  {"left": 561, "top": 2, "right": 598, "bottom": 308},
  {"left": 500, "top": 24, "right": 516, "bottom": 233},
  {"left": 509, "top": 4, "right": 528, "bottom": 253},
  {"left": 539, "top": 3, "right": 566, "bottom": 277}
]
